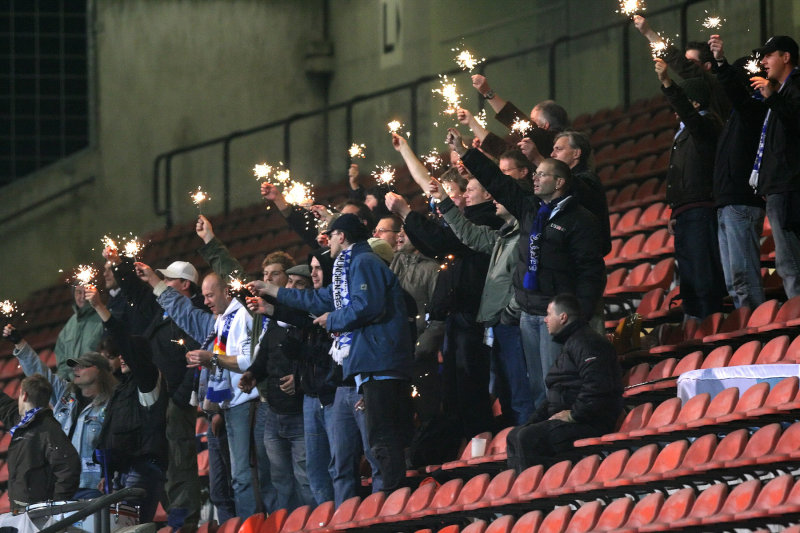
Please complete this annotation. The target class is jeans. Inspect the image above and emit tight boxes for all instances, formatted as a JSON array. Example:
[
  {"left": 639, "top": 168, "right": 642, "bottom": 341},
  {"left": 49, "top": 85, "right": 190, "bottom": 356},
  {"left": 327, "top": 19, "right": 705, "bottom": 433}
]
[
  {"left": 253, "top": 403, "right": 278, "bottom": 513},
  {"left": 492, "top": 324, "right": 535, "bottom": 424},
  {"left": 206, "top": 423, "right": 236, "bottom": 524},
  {"left": 225, "top": 401, "right": 257, "bottom": 518},
  {"left": 165, "top": 399, "right": 200, "bottom": 530},
  {"left": 329, "top": 386, "right": 381, "bottom": 506},
  {"left": 767, "top": 194, "right": 800, "bottom": 298},
  {"left": 519, "top": 312, "right": 562, "bottom": 409},
  {"left": 717, "top": 204, "right": 766, "bottom": 309},
  {"left": 303, "top": 395, "right": 335, "bottom": 505},
  {"left": 674, "top": 206, "right": 726, "bottom": 319},
  {"left": 361, "top": 379, "right": 413, "bottom": 493},
  {"left": 115, "top": 458, "right": 166, "bottom": 523},
  {"left": 263, "top": 404, "right": 314, "bottom": 511},
  {"left": 442, "top": 313, "right": 492, "bottom": 438}
]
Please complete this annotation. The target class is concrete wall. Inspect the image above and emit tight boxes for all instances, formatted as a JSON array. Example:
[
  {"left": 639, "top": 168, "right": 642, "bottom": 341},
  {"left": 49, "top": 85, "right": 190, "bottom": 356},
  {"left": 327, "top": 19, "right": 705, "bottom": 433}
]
[{"left": 1, "top": 0, "right": 799, "bottom": 301}]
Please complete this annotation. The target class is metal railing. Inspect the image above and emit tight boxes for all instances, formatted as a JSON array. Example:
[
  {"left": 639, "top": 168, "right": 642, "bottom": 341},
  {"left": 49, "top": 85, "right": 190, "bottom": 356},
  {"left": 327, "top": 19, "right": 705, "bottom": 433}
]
[
  {"left": 37, "top": 487, "right": 146, "bottom": 533},
  {"left": 153, "top": 0, "right": 767, "bottom": 228}
]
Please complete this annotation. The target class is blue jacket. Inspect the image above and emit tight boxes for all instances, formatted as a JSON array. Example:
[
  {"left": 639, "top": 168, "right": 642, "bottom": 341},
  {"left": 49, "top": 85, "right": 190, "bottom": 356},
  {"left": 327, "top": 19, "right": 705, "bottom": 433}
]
[{"left": 276, "top": 241, "right": 413, "bottom": 381}]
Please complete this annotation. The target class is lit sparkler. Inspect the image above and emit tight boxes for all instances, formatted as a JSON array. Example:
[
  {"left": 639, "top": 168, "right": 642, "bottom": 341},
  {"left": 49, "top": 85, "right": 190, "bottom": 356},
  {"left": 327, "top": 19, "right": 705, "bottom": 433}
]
[
  {"left": 283, "top": 181, "right": 315, "bottom": 206},
  {"left": 617, "top": 0, "right": 645, "bottom": 17},
  {"left": 452, "top": 46, "right": 485, "bottom": 72},
  {"left": 348, "top": 143, "right": 366, "bottom": 159},
  {"left": 387, "top": 120, "right": 404, "bottom": 134},
  {"left": 700, "top": 11, "right": 725, "bottom": 30},
  {"left": 423, "top": 150, "right": 444, "bottom": 171},
  {"left": 122, "top": 237, "right": 143, "bottom": 259},
  {"left": 649, "top": 34, "right": 674, "bottom": 59},
  {"left": 432, "top": 75, "right": 462, "bottom": 115},
  {"left": 101, "top": 235, "right": 117, "bottom": 250},
  {"left": 475, "top": 109, "right": 487, "bottom": 129},
  {"left": 371, "top": 164, "right": 396, "bottom": 187},
  {"left": 253, "top": 163, "right": 273, "bottom": 180},
  {"left": 0, "top": 300, "right": 17, "bottom": 318},
  {"left": 72, "top": 265, "right": 98, "bottom": 287},
  {"left": 744, "top": 58, "right": 763, "bottom": 75},
  {"left": 190, "top": 187, "right": 211, "bottom": 213},
  {"left": 511, "top": 118, "right": 533, "bottom": 135},
  {"left": 171, "top": 338, "right": 189, "bottom": 352}
]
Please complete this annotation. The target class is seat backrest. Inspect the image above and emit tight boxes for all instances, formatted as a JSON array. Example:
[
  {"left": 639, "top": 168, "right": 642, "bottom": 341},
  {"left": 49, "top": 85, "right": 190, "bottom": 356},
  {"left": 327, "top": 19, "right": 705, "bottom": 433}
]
[
  {"left": 718, "top": 306, "right": 753, "bottom": 333},
  {"left": 775, "top": 421, "right": 800, "bottom": 455},
  {"left": 606, "top": 268, "right": 627, "bottom": 291},
  {"left": 786, "top": 333, "right": 800, "bottom": 362},
  {"left": 538, "top": 506, "right": 572, "bottom": 533},
  {"left": 488, "top": 426, "right": 514, "bottom": 455},
  {"left": 764, "top": 376, "right": 799, "bottom": 407},
  {"left": 751, "top": 474, "right": 794, "bottom": 511},
  {"left": 536, "top": 461, "right": 572, "bottom": 494},
  {"left": 637, "top": 288, "right": 665, "bottom": 315},
  {"left": 562, "top": 455, "right": 600, "bottom": 490},
  {"left": 261, "top": 510, "right": 287, "bottom": 533},
  {"left": 484, "top": 515, "right": 515, "bottom": 533},
  {"left": 645, "top": 358, "right": 678, "bottom": 382},
  {"left": 618, "top": 403, "right": 654, "bottom": 433},
  {"left": 772, "top": 295, "right": 800, "bottom": 323},
  {"left": 693, "top": 312, "right": 724, "bottom": 339},
  {"left": 703, "top": 387, "right": 739, "bottom": 418},
  {"left": 648, "top": 439, "right": 689, "bottom": 476},
  {"left": 645, "top": 397, "right": 682, "bottom": 428},
  {"left": 352, "top": 492, "right": 386, "bottom": 522},
  {"left": 756, "top": 335, "right": 790, "bottom": 364},
  {"left": 620, "top": 443, "right": 658, "bottom": 479},
  {"left": 624, "top": 363, "right": 650, "bottom": 387},
  {"left": 454, "top": 474, "right": 491, "bottom": 506},
  {"left": 741, "top": 423, "right": 782, "bottom": 459},
  {"left": 746, "top": 299, "right": 781, "bottom": 328},
  {"left": 729, "top": 340, "right": 762, "bottom": 367},
  {"left": 614, "top": 184, "right": 639, "bottom": 206},
  {"left": 622, "top": 262, "right": 652, "bottom": 287},
  {"left": 700, "top": 345, "right": 734, "bottom": 369},
  {"left": 509, "top": 511, "right": 543, "bottom": 533},
  {"left": 655, "top": 487, "right": 695, "bottom": 524},
  {"left": 709, "top": 428, "right": 749, "bottom": 462},
  {"left": 593, "top": 497, "right": 633, "bottom": 531},
  {"left": 733, "top": 381, "right": 770, "bottom": 412},
  {"left": 619, "top": 233, "right": 646, "bottom": 257},
  {"left": 328, "top": 496, "right": 361, "bottom": 526},
  {"left": 681, "top": 433, "right": 718, "bottom": 469},
  {"left": 480, "top": 470, "right": 516, "bottom": 503},
  {"left": 605, "top": 238, "right": 623, "bottom": 261},
  {"left": 591, "top": 448, "right": 630, "bottom": 484},
  {"left": 302, "top": 501, "right": 334, "bottom": 531},
  {"left": 642, "top": 257, "right": 674, "bottom": 288},
  {"left": 216, "top": 517, "right": 242, "bottom": 533},
  {"left": 687, "top": 483, "right": 728, "bottom": 519},
  {"left": 564, "top": 500, "right": 602, "bottom": 533},
  {"left": 674, "top": 393, "right": 710, "bottom": 424},
  {"left": 461, "top": 519, "right": 488, "bottom": 533},
  {"left": 378, "top": 487, "right": 411, "bottom": 517},
  {"left": 462, "top": 432, "right": 492, "bottom": 460},
  {"left": 639, "top": 203, "right": 665, "bottom": 226},
  {"left": 429, "top": 479, "right": 464, "bottom": 509},
  {"left": 624, "top": 492, "right": 664, "bottom": 528},
  {"left": 719, "top": 479, "right": 761, "bottom": 514},
  {"left": 506, "top": 465, "right": 543, "bottom": 500},
  {"left": 280, "top": 505, "right": 311, "bottom": 533},
  {"left": 672, "top": 350, "right": 704, "bottom": 376}
]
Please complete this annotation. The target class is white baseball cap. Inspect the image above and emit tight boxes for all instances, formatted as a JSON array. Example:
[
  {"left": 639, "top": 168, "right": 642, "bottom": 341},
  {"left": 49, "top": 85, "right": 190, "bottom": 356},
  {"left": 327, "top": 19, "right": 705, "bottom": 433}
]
[{"left": 157, "top": 261, "right": 199, "bottom": 284}]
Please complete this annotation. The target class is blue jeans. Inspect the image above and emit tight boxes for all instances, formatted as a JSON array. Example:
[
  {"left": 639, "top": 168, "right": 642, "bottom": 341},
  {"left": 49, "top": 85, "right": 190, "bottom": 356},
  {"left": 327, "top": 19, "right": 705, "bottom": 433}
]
[
  {"left": 329, "top": 386, "right": 381, "bottom": 506},
  {"left": 674, "top": 206, "right": 726, "bottom": 319},
  {"left": 717, "top": 205, "right": 766, "bottom": 309},
  {"left": 767, "top": 194, "right": 800, "bottom": 298},
  {"left": 519, "top": 312, "right": 562, "bottom": 409},
  {"left": 263, "top": 404, "right": 314, "bottom": 511},
  {"left": 115, "top": 458, "right": 166, "bottom": 523},
  {"left": 492, "top": 324, "right": 535, "bottom": 424},
  {"left": 303, "top": 396, "right": 335, "bottom": 505},
  {"left": 206, "top": 425, "right": 236, "bottom": 524},
  {"left": 253, "top": 403, "right": 278, "bottom": 513},
  {"left": 225, "top": 401, "right": 257, "bottom": 518}
]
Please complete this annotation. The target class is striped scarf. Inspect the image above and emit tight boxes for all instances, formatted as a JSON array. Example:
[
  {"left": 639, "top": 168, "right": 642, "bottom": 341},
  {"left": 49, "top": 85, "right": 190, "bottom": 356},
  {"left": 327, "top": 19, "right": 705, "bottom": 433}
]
[{"left": 329, "top": 245, "right": 354, "bottom": 364}]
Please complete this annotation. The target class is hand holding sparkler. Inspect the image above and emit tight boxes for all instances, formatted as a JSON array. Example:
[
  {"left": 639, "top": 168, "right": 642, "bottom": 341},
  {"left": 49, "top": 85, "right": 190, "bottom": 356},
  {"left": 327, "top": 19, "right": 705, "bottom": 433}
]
[
  {"left": 471, "top": 74, "right": 491, "bottom": 96},
  {"left": 190, "top": 187, "right": 211, "bottom": 214},
  {"left": 2, "top": 324, "right": 22, "bottom": 345},
  {"left": 751, "top": 76, "right": 778, "bottom": 99},
  {"left": 428, "top": 177, "right": 448, "bottom": 202},
  {"left": 134, "top": 262, "right": 159, "bottom": 288},
  {"left": 632, "top": 15, "right": 659, "bottom": 43},
  {"left": 456, "top": 108, "right": 473, "bottom": 126},
  {"left": 246, "top": 280, "right": 279, "bottom": 299},
  {"left": 246, "top": 296, "right": 272, "bottom": 315},
  {"left": 385, "top": 192, "right": 412, "bottom": 220},
  {"left": 260, "top": 182, "right": 290, "bottom": 215},
  {"left": 391, "top": 133, "right": 409, "bottom": 152},
  {"left": 84, "top": 286, "right": 112, "bottom": 322},
  {"left": 708, "top": 34, "right": 724, "bottom": 61},
  {"left": 186, "top": 349, "right": 213, "bottom": 369},
  {"left": 102, "top": 246, "right": 121, "bottom": 266},
  {"left": 517, "top": 138, "right": 544, "bottom": 165},
  {"left": 654, "top": 58, "right": 672, "bottom": 87},
  {"left": 196, "top": 215, "right": 215, "bottom": 245},
  {"left": 310, "top": 205, "right": 334, "bottom": 223},
  {"left": 446, "top": 128, "right": 468, "bottom": 157}
]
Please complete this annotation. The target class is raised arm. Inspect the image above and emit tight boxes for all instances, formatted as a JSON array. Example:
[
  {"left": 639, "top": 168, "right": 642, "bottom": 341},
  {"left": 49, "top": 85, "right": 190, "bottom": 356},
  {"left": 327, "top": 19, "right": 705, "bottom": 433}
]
[
  {"left": 429, "top": 178, "right": 500, "bottom": 255},
  {"left": 391, "top": 133, "right": 432, "bottom": 192}
]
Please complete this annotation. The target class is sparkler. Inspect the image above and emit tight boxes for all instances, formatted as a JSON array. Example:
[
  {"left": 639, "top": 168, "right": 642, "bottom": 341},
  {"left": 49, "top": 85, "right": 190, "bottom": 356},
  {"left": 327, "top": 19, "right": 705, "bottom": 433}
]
[
  {"left": 423, "top": 150, "right": 444, "bottom": 171},
  {"left": 511, "top": 118, "right": 533, "bottom": 135},
  {"left": 283, "top": 181, "right": 315, "bottom": 206},
  {"left": 744, "top": 58, "right": 763, "bottom": 75},
  {"left": 649, "top": 34, "right": 675, "bottom": 60},
  {"left": 700, "top": 11, "right": 725, "bottom": 30},
  {"left": 227, "top": 274, "right": 251, "bottom": 302},
  {"left": 0, "top": 300, "right": 17, "bottom": 318},
  {"left": 253, "top": 163, "right": 273, "bottom": 180},
  {"left": 387, "top": 120, "right": 404, "bottom": 135},
  {"left": 371, "top": 164, "right": 396, "bottom": 187},
  {"left": 190, "top": 187, "right": 210, "bottom": 214},
  {"left": 101, "top": 235, "right": 117, "bottom": 251},
  {"left": 452, "top": 46, "right": 485, "bottom": 72},
  {"left": 617, "top": 0, "right": 645, "bottom": 17},
  {"left": 348, "top": 143, "right": 366, "bottom": 159},
  {"left": 273, "top": 169, "right": 291, "bottom": 184},
  {"left": 475, "top": 109, "right": 488, "bottom": 129},
  {"left": 171, "top": 338, "right": 189, "bottom": 352},
  {"left": 122, "top": 237, "right": 143, "bottom": 259},
  {"left": 432, "top": 75, "right": 462, "bottom": 115},
  {"left": 72, "top": 265, "right": 98, "bottom": 287}
]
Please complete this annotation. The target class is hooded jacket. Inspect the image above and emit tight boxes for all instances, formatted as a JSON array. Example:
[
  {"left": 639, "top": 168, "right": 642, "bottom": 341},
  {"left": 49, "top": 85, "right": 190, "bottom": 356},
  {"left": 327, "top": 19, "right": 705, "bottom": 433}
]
[{"left": 54, "top": 299, "right": 105, "bottom": 381}]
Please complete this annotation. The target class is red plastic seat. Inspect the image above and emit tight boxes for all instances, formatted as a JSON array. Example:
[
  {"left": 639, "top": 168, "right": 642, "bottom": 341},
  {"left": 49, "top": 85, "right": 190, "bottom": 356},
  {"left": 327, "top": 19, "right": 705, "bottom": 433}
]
[
  {"left": 468, "top": 426, "right": 514, "bottom": 465},
  {"left": 591, "top": 497, "right": 633, "bottom": 531},
  {"left": 757, "top": 295, "right": 800, "bottom": 332},
  {"left": 436, "top": 474, "right": 490, "bottom": 513},
  {"left": 725, "top": 423, "right": 782, "bottom": 468},
  {"left": 538, "top": 506, "right": 572, "bottom": 533},
  {"left": 605, "top": 263, "right": 652, "bottom": 295},
  {"left": 635, "top": 440, "right": 688, "bottom": 483},
  {"left": 631, "top": 204, "right": 667, "bottom": 233},
  {"left": 711, "top": 300, "right": 781, "bottom": 341},
  {"left": 716, "top": 382, "right": 770, "bottom": 423},
  {"left": 606, "top": 234, "right": 645, "bottom": 266},
  {"left": 576, "top": 403, "right": 652, "bottom": 446},
  {"left": 484, "top": 515, "right": 515, "bottom": 533},
  {"left": 645, "top": 285, "right": 682, "bottom": 321},
  {"left": 308, "top": 496, "right": 359, "bottom": 532},
  {"left": 648, "top": 350, "right": 704, "bottom": 392},
  {"left": 464, "top": 469, "right": 516, "bottom": 511},
  {"left": 693, "top": 428, "right": 749, "bottom": 471},
  {"left": 605, "top": 238, "right": 623, "bottom": 264},
  {"left": 401, "top": 479, "right": 462, "bottom": 520},
  {"left": 700, "top": 479, "right": 761, "bottom": 526},
  {"left": 734, "top": 474, "right": 795, "bottom": 521},
  {"left": 604, "top": 268, "right": 628, "bottom": 295},
  {"left": 699, "top": 345, "right": 734, "bottom": 369},
  {"left": 573, "top": 449, "right": 630, "bottom": 492},
  {"left": 638, "top": 488, "right": 695, "bottom": 532},
  {"left": 461, "top": 520, "right": 487, "bottom": 533},
  {"left": 671, "top": 483, "right": 728, "bottom": 528},
  {"left": 564, "top": 500, "right": 602, "bottom": 533},
  {"left": 636, "top": 288, "right": 665, "bottom": 318},
  {"left": 522, "top": 460, "right": 572, "bottom": 501},
  {"left": 755, "top": 335, "right": 790, "bottom": 364},
  {"left": 786, "top": 334, "right": 800, "bottom": 362},
  {"left": 357, "top": 488, "right": 410, "bottom": 527},
  {"left": 656, "top": 393, "right": 710, "bottom": 433},
  {"left": 768, "top": 477, "right": 800, "bottom": 516},
  {"left": 702, "top": 306, "right": 752, "bottom": 343},
  {"left": 437, "top": 431, "right": 491, "bottom": 470},
  {"left": 627, "top": 397, "right": 682, "bottom": 437},
  {"left": 546, "top": 454, "right": 600, "bottom": 496},
  {"left": 336, "top": 492, "right": 386, "bottom": 529},
  {"left": 299, "top": 501, "right": 334, "bottom": 532},
  {"left": 758, "top": 421, "right": 800, "bottom": 463},
  {"left": 623, "top": 363, "right": 650, "bottom": 388},
  {"left": 260, "top": 510, "right": 287, "bottom": 533},
  {"left": 197, "top": 449, "right": 209, "bottom": 477},
  {"left": 0, "top": 490, "right": 9, "bottom": 514},
  {"left": 749, "top": 376, "right": 799, "bottom": 416},
  {"left": 509, "top": 511, "right": 543, "bottom": 533},
  {"left": 603, "top": 443, "right": 658, "bottom": 488},
  {"left": 619, "top": 491, "right": 664, "bottom": 530},
  {"left": 610, "top": 207, "right": 642, "bottom": 234},
  {"left": 217, "top": 517, "right": 243, "bottom": 533},
  {"left": 642, "top": 435, "right": 714, "bottom": 483},
  {"left": 491, "top": 465, "right": 543, "bottom": 506},
  {"left": 728, "top": 340, "right": 762, "bottom": 367}
]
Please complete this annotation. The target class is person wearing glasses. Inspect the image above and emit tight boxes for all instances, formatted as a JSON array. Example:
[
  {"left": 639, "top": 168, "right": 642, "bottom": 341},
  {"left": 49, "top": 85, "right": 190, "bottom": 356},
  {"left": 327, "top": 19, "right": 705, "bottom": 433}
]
[{"left": 447, "top": 128, "right": 605, "bottom": 411}]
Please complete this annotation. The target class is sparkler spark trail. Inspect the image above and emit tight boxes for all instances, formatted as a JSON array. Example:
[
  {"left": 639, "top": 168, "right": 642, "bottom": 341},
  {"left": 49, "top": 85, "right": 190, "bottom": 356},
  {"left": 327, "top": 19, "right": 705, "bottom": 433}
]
[
  {"left": 432, "top": 75, "right": 462, "bottom": 115},
  {"left": 253, "top": 163, "right": 273, "bottom": 180},
  {"left": 190, "top": 187, "right": 210, "bottom": 212},
  {"left": 744, "top": 58, "right": 762, "bottom": 75},
  {"left": 122, "top": 238, "right": 143, "bottom": 259},
  {"left": 423, "top": 150, "right": 444, "bottom": 170},
  {"left": 700, "top": 11, "right": 725, "bottom": 29},
  {"left": 649, "top": 34, "right": 674, "bottom": 59},
  {"left": 283, "top": 181, "right": 315, "bottom": 206},
  {"left": 452, "top": 47, "right": 485, "bottom": 72},
  {"left": 511, "top": 118, "right": 533, "bottom": 135},
  {"left": 387, "top": 120, "right": 404, "bottom": 134},
  {"left": 0, "top": 300, "right": 17, "bottom": 318},
  {"left": 617, "top": 0, "right": 645, "bottom": 17},
  {"left": 475, "top": 109, "right": 488, "bottom": 129},
  {"left": 273, "top": 169, "right": 291, "bottom": 184},
  {"left": 371, "top": 164, "right": 396, "bottom": 187},
  {"left": 101, "top": 235, "right": 117, "bottom": 250},
  {"left": 73, "top": 265, "right": 98, "bottom": 287},
  {"left": 348, "top": 143, "right": 366, "bottom": 159}
]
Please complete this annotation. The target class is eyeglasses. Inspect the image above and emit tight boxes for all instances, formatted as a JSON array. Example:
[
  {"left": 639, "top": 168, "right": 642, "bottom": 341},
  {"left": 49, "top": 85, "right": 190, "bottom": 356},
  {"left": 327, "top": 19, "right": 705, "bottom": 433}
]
[{"left": 533, "top": 171, "right": 562, "bottom": 180}]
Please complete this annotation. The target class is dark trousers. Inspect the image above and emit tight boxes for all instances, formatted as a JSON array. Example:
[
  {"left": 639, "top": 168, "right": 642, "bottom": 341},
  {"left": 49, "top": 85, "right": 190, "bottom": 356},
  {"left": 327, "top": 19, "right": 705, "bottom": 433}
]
[
  {"left": 506, "top": 419, "right": 603, "bottom": 473},
  {"left": 443, "top": 313, "right": 493, "bottom": 438},
  {"left": 361, "top": 378, "right": 413, "bottom": 492},
  {"left": 674, "top": 206, "right": 726, "bottom": 319}
]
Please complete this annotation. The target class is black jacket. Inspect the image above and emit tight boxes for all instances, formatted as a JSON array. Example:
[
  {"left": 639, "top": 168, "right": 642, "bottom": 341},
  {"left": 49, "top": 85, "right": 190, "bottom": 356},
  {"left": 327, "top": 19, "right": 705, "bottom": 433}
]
[
  {"left": 0, "top": 402, "right": 80, "bottom": 508},
  {"left": 571, "top": 164, "right": 612, "bottom": 255},
  {"left": 711, "top": 60, "right": 767, "bottom": 208},
  {"left": 662, "top": 44, "right": 731, "bottom": 121},
  {"left": 752, "top": 68, "right": 800, "bottom": 195},
  {"left": 114, "top": 258, "right": 201, "bottom": 406},
  {"left": 530, "top": 320, "right": 623, "bottom": 432},
  {"left": 247, "top": 319, "right": 303, "bottom": 415},
  {"left": 662, "top": 83, "right": 722, "bottom": 211},
  {"left": 98, "top": 316, "right": 168, "bottom": 473},
  {"left": 403, "top": 201, "right": 503, "bottom": 321},
  {"left": 461, "top": 149, "right": 606, "bottom": 320}
]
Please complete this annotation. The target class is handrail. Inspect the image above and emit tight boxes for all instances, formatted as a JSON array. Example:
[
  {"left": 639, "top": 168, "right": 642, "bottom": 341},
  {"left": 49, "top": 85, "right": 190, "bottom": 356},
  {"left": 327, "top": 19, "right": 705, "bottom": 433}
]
[
  {"left": 152, "top": 0, "right": 766, "bottom": 228},
  {"left": 37, "top": 487, "right": 146, "bottom": 533}
]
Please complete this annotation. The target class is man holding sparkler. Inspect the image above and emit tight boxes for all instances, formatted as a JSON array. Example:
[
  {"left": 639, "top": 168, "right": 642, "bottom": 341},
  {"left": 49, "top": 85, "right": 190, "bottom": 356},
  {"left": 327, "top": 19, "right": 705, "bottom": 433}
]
[
  {"left": 54, "top": 285, "right": 105, "bottom": 381},
  {"left": 705, "top": 34, "right": 768, "bottom": 309},
  {"left": 249, "top": 214, "right": 414, "bottom": 493},
  {"left": 746, "top": 35, "right": 800, "bottom": 299}
]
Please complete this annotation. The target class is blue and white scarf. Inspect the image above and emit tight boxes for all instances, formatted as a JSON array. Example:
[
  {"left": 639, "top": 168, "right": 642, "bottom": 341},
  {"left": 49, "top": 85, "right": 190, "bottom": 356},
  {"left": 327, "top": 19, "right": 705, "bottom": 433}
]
[
  {"left": 523, "top": 199, "right": 559, "bottom": 290},
  {"left": 10, "top": 407, "right": 42, "bottom": 435},
  {"left": 206, "top": 311, "right": 235, "bottom": 404},
  {"left": 750, "top": 68, "right": 798, "bottom": 189},
  {"left": 330, "top": 245, "right": 354, "bottom": 364}
]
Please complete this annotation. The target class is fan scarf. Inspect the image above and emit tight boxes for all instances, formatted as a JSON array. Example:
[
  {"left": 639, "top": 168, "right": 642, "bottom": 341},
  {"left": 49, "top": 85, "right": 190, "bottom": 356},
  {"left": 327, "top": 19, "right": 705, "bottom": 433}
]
[{"left": 329, "top": 245, "right": 354, "bottom": 364}]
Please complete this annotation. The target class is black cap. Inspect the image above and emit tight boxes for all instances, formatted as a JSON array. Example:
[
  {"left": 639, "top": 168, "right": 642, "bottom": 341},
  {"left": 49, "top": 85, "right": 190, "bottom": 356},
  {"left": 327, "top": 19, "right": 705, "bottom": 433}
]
[
  {"left": 754, "top": 36, "right": 799, "bottom": 61},
  {"left": 67, "top": 352, "right": 111, "bottom": 372},
  {"left": 678, "top": 78, "right": 711, "bottom": 110},
  {"left": 324, "top": 213, "right": 363, "bottom": 235}
]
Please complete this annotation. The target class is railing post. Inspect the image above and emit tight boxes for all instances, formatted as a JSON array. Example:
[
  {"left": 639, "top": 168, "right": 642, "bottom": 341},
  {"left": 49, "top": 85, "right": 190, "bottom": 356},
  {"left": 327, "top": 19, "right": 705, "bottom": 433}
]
[
  {"left": 410, "top": 85, "right": 418, "bottom": 154},
  {"left": 164, "top": 156, "right": 173, "bottom": 228},
  {"left": 345, "top": 102, "right": 354, "bottom": 177},
  {"left": 622, "top": 23, "right": 631, "bottom": 109},
  {"left": 283, "top": 121, "right": 291, "bottom": 169},
  {"left": 222, "top": 139, "right": 231, "bottom": 216}
]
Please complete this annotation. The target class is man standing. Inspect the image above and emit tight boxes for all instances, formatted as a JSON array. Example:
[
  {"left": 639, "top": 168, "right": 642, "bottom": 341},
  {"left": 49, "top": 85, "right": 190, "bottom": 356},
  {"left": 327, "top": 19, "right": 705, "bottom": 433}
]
[
  {"left": 749, "top": 35, "right": 800, "bottom": 298},
  {"left": 447, "top": 128, "right": 606, "bottom": 410},
  {"left": 54, "top": 286, "right": 104, "bottom": 380},
  {"left": 506, "top": 294, "right": 623, "bottom": 473},
  {"left": 251, "top": 214, "right": 413, "bottom": 493}
]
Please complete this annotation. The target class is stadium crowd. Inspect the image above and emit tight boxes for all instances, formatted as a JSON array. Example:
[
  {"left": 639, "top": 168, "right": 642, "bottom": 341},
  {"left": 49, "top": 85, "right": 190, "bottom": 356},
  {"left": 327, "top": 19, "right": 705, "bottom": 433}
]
[{"left": 1, "top": 22, "right": 800, "bottom": 530}]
